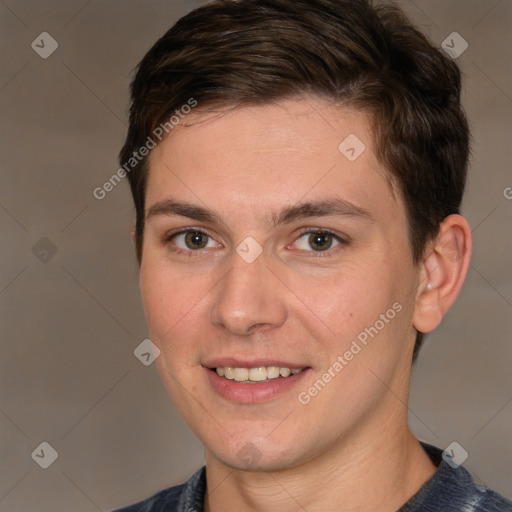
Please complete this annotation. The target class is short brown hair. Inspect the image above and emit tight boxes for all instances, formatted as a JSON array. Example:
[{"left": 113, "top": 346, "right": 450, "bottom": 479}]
[{"left": 120, "top": 0, "right": 470, "bottom": 360}]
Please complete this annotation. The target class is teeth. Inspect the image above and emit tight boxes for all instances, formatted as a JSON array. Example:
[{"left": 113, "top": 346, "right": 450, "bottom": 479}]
[
  {"left": 215, "top": 366, "right": 304, "bottom": 382},
  {"left": 248, "top": 367, "right": 267, "bottom": 382},
  {"left": 233, "top": 368, "right": 249, "bottom": 381},
  {"left": 267, "top": 366, "right": 280, "bottom": 379}
]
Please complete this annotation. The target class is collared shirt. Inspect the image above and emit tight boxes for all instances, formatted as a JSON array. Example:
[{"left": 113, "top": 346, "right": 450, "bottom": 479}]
[{"left": 112, "top": 443, "right": 512, "bottom": 511}]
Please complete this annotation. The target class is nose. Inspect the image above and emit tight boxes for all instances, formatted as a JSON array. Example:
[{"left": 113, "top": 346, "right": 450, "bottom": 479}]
[{"left": 209, "top": 253, "right": 288, "bottom": 336}]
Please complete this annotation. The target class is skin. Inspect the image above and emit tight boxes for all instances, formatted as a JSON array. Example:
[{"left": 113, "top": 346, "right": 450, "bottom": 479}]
[{"left": 138, "top": 98, "right": 472, "bottom": 511}]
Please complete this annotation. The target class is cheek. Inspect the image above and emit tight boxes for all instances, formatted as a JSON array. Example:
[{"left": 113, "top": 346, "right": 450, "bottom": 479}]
[
  {"left": 320, "top": 261, "right": 412, "bottom": 354},
  {"left": 139, "top": 264, "right": 204, "bottom": 402},
  {"left": 139, "top": 257, "right": 222, "bottom": 379},
  {"left": 290, "top": 263, "right": 395, "bottom": 332},
  {"left": 139, "top": 260, "right": 197, "bottom": 343}
]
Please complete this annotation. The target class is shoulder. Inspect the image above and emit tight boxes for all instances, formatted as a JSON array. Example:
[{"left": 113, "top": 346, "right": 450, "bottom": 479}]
[
  {"left": 400, "top": 443, "right": 512, "bottom": 512},
  {"left": 442, "top": 481, "right": 512, "bottom": 512},
  {"left": 111, "top": 467, "right": 206, "bottom": 512},
  {"left": 467, "top": 484, "right": 512, "bottom": 512},
  {"left": 111, "top": 485, "right": 185, "bottom": 512}
]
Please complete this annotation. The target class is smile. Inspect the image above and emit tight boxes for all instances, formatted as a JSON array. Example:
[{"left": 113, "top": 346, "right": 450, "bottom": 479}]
[
  {"left": 205, "top": 364, "right": 311, "bottom": 403},
  {"left": 215, "top": 366, "right": 305, "bottom": 383}
]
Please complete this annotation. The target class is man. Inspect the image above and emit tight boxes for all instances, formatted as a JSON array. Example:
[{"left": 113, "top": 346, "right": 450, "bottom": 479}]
[{"left": 113, "top": 0, "right": 512, "bottom": 510}]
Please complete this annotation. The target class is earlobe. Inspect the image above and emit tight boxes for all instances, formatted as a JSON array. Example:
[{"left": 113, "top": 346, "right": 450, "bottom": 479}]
[{"left": 413, "top": 215, "right": 472, "bottom": 334}]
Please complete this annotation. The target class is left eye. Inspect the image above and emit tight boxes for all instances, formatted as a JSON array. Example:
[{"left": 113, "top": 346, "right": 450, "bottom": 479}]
[
  {"left": 294, "top": 231, "right": 341, "bottom": 252},
  {"left": 172, "top": 231, "right": 217, "bottom": 250}
]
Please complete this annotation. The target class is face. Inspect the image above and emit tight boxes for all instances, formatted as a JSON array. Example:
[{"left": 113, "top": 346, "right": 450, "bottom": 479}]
[{"left": 139, "top": 98, "right": 421, "bottom": 472}]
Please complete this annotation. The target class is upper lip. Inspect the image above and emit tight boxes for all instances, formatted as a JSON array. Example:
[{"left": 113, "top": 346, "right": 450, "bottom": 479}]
[{"left": 203, "top": 358, "right": 309, "bottom": 369}]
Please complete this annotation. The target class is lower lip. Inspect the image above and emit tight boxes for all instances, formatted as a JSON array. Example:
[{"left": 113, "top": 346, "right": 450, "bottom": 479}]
[{"left": 205, "top": 367, "right": 311, "bottom": 403}]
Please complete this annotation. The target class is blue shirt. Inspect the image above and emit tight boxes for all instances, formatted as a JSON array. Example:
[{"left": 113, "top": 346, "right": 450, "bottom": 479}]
[{"left": 112, "top": 443, "right": 512, "bottom": 511}]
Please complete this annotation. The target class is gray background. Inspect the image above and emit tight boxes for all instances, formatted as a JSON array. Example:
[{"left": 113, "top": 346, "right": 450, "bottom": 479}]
[{"left": 0, "top": 0, "right": 510, "bottom": 510}]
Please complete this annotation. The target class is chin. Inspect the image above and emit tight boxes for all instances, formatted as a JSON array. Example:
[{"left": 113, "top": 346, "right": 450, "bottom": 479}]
[{"left": 204, "top": 433, "right": 311, "bottom": 473}]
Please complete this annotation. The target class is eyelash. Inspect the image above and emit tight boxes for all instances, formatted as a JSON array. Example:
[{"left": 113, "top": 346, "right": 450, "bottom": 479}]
[
  {"left": 292, "top": 228, "right": 348, "bottom": 256},
  {"left": 162, "top": 228, "right": 217, "bottom": 257},
  {"left": 162, "top": 227, "right": 348, "bottom": 257}
]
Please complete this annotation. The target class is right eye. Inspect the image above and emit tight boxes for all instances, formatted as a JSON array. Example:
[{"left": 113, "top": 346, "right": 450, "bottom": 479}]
[{"left": 169, "top": 230, "right": 219, "bottom": 251}]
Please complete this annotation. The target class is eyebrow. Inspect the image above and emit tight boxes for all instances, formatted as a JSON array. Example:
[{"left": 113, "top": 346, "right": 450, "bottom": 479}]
[
  {"left": 146, "top": 199, "right": 222, "bottom": 224},
  {"left": 146, "top": 197, "right": 372, "bottom": 225},
  {"left": 270, "top": 198, "right": 372, "bottom": 225}
]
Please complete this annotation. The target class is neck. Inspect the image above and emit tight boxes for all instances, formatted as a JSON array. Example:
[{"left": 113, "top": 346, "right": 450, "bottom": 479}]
[{"left": 204, "top": 418, "right": 435, "bottom": 511}]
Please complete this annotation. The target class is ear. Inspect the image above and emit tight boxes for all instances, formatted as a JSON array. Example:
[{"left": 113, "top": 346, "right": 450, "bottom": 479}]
[
  {"left": 130, "top": 226, "right": 136, "bottom": 247},
  {"left": 413, "top": 214, "right": 472, "bottom": 334}
]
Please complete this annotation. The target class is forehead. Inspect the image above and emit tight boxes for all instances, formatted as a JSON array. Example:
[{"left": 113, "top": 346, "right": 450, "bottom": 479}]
[{"left": 145, "top": 98, "right": 402, "bottom": 224}]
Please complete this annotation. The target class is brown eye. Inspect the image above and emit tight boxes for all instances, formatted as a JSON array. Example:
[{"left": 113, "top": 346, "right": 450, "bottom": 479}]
[
  {"left": 184, "top": 231, "right": 209, "bottom": 249},
  {"left": 308, "top": 232, "right": 333, "bottom": 251},
  {"left": 294, "top": 230, "right": 343, "bottom": 253},
  {"left": 167, "top": 229, "right": 220, "bottom": 254}
]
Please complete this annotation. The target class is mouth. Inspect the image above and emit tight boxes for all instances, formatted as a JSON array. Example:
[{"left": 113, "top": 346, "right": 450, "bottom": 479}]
[
  {"left": 203, "top": 361, "right": 311, "bottom": 403},
  {"left": 213, "top": 366, "right": 305, "bottom": 383}
]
